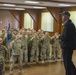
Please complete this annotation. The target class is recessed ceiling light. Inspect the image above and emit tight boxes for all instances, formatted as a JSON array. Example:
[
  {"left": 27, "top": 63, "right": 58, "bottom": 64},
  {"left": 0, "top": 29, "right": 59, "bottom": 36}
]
[
  {"left": 33, "top": 6, "right": 46, "bottom": 9},
  {"left": 25, "top": 1, "right": 39, "bottom": 4},
  {"left": 3, "top": 4, "right": 15, "bottom": 6},
  {"left": 15, "top": 8, "right": 25, "bottom": 10},
  {"left": 59, "top": 4, "right": 71, "bottom": 6}
]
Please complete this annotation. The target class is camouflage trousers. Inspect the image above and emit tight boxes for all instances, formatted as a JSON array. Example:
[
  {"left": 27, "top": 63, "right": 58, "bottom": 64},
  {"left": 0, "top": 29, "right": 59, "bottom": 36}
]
[
  {"left": 40, "top": 45, "right": 50, "bottom": 61},
  {"left": 0, "top": 57, "right": 5, "bottom": 75},
  {"left": 10, "top": 55, "right": 22, "bottom": 73},
  {"left": 23, "top": 48, "right": 28, "bottom": 63},
  {"left": 30, "top": 47, "right": 39, "bottom": 63},
  {"left": 51, "top": 46, "right": 59, "bottom": 60}
]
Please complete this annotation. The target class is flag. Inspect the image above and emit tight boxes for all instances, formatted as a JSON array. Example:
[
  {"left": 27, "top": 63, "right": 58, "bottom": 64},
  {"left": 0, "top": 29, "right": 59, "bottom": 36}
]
[{"left": 6, "top": 23, "right": 12, "bottom": 45}]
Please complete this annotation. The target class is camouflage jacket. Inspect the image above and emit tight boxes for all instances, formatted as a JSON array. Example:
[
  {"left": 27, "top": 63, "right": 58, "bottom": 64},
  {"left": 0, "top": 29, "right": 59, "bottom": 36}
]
[
  {"left": 21, "top": 35, "right": 28, "bottom": 47},
  {"left": 30, "top": 36, "right": 40, "bottom": 48},
  {"left": 0, "top": 45, "right": 8, "bottom": 64},
  {"left": 10, "top": 39, "right": 23, "bottom": 55},
  {"left": 40, "top": 35, "right": 51, "bottom": 46}
]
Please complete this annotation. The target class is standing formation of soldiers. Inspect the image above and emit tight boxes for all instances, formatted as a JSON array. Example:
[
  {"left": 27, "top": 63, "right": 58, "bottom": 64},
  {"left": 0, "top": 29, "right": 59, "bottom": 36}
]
[{"left": 0, "top": 27, "right": 62, "bottom": 75}]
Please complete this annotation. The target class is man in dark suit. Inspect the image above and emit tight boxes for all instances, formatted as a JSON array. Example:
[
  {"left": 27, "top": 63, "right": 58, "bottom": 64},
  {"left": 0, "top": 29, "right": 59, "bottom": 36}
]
[{"left": 57, "top": 11, "right": 76, "bottom": 75}]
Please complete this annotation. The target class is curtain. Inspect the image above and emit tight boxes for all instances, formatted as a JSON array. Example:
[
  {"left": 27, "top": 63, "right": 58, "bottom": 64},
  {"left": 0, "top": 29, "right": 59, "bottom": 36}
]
[
  {"left": 41, "top": 12, "right": 54, "bottom": 32},
  {"left": 24, "top": 13, "right": 34, "bottom": 29},
  {"left": 69, "top": 11, "right": 76, "bottom": 27}
]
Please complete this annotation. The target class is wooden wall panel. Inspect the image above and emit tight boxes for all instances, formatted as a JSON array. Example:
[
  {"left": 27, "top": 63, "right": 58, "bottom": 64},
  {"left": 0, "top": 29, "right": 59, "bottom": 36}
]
[
  {"left": 47, "top": 7, "right": 61, "bottom": 34},
  {"left": 1, "top": 7, "right": 76, "bottom": 36},
  {"left": 0, "top": 10, "right": 20, "bottom": 30},
  {"left": 19, "top": 9, "right": 41, "bottom": 31},
  {"left": 61, "top": 7, "right": 76, "bottom": 11},
  {"left": 19, "top": 8, "right": 61, "bottom": 36},
  {"left": 0, "top": 8, "right": 65, "bottom": 36},
  {"left": 19, "top": 11, "right": 24, "bottom": 28},
  {"left": 37, "top": 8, "right": 61, "bottom": 36},
  {"left": 26, "top": 9, "right": 39, "bottom": 31}
]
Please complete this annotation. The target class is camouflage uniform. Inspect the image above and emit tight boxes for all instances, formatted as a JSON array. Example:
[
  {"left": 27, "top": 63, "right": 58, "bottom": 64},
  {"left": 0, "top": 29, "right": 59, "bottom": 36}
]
[
  {"left": 0, "top": 33, "right": 9, "bottom": 62},
  {"left": 10, "top": 33, "right": 15, "bottom": 42},
  {"left": 0, "top": 34, "right": 6, "bottom": 47},
  {"left": 51, "top": 38, "right": 60, "bottom": 60},
  {"left": 30, "top": 36, "right": 39, "bottom": 63},
  {"left": 21, "top": 34, "right": 28, "bottom": 63},
  {"left": 39, "top": 33, "right": 44, "bottom": 39},
  {"left": 0, "top": 45, "right": 8, "bottom": 75},
  {"left": 28, "top": 34, "right": 33, "bottom": 62},
  {"left": 10, "top": 39, "right": 23, "bottom": 74},
  {"left": 38, "top": 33, "right": 44, "bottom": 60},
  {"left": 40, "top": 35, "right": 51, "bottom": 61}
]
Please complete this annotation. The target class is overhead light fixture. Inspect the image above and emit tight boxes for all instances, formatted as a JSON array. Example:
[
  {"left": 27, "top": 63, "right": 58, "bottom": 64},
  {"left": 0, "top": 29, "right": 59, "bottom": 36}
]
[
  {"left": 25, "top": 1, "right": 39, "bottom": 4},
  {"left": 59, "top": 4, "right": 71, "bottom": 6},
  {"left": 3, "top": 4, "right": 15, "bottom": 6},
  {"left": 15, "top": 8, "right": 25, "bottom": 10},
  {"left": 33, "top": 6, "right": 46, "bottom": 9}
]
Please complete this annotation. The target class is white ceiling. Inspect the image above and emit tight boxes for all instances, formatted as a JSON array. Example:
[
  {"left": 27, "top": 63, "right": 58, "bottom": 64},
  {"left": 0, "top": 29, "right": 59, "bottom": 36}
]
[{"left": 0, "top": 0, "right": 76, "bottom": 10}]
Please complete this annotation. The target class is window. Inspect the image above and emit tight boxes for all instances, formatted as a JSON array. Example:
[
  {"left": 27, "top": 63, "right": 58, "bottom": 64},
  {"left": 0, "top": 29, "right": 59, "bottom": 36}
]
[
  {"left": 69, "top": 11, "right": 76, "bottom": 27},
  {"left": 24, "top": 13, "right": 34, "bottom": 29},
  {"left": 41, "top": 12, "right": 54, "bottom": 32}
]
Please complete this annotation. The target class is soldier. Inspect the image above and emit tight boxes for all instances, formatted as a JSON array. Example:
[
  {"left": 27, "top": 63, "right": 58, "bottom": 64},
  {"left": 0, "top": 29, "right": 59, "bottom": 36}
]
[
  {"left": 21, "top": 29, "right": 28, "bottom": 65},
  {"left": 31, "top": 29, "right": 36, "bottom": 36},
  {"left": 40, "top": 32, "right": 51, "bottom": 63},
  {"left": 0, "top": 38, "right": 8, "bottom": 75},
  {"left": 0, "top": 29, "right": 6, "bottom": 46},
  {"left": 38, "top": 29, "right": 44, "bottom": 39},
  {"left": 38, "top": 29, "right": 44, "bottom": 61},
  {"left": 27, "top": 30, "right": 32, "bottom": 62},
  {"left": 51, "top": 32, "right": 60, "bottom": 61},
  {"left": 6, "top": 29, "right": 18, "bottom": 59},
  {"left": 0, "top": 29, "right": 9, "bottom": 62},
  {"left": 13, "top": 29, "right": 18, "bottom": 34},
  {"left": 30, "top": 32, "right": 39, "bottom": 64},
  {"left": 9, "top": 34, "right": 23, "bottom": 75},
  {"left": 18, "top": 29, "right": 22, "bottom": 38},
  {"left": 10, "top": 29, "right": 20, "bottom": 43}
]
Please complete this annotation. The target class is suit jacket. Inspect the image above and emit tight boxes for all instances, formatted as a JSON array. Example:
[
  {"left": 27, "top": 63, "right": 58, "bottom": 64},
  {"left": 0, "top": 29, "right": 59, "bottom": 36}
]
[{"left": 59, "top": 19, "right": 76, "bottom": 49}]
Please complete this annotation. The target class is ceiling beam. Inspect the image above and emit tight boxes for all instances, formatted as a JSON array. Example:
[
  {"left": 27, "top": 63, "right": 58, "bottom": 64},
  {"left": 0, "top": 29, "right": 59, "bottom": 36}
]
[
  {"left": 25, "top": 0, "right": 76, "bottom": 4},
  {"left": 0, "top": 0, "right": 76, "bottom": 4}
]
